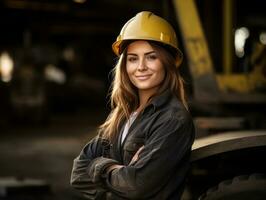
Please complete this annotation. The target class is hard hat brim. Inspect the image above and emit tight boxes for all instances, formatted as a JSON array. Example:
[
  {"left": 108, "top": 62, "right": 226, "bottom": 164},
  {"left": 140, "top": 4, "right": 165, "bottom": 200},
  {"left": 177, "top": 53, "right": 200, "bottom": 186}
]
[{"left": 112, "top": 39, "right": 183, "bottom": 65}]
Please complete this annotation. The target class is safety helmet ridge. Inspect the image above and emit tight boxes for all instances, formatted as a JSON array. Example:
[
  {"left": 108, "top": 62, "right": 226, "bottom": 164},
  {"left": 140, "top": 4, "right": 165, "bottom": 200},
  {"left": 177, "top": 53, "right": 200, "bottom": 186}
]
[{"left": 112, "top": 11, "right": 183, "bottom": 62}]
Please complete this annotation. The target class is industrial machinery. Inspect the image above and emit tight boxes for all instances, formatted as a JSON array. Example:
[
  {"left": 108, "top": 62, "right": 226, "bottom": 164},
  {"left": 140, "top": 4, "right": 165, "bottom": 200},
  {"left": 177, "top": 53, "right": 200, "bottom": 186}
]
[{"left": 172, "top": 0, "right": 266, "bottom": 199}]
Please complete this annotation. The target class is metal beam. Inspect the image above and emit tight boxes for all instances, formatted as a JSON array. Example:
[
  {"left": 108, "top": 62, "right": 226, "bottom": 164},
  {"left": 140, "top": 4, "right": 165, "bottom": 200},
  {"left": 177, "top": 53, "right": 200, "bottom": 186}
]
[
  {"left": 223, "top": 0, "right": 233, "bottom": 74},
  {"left": 172, "top": 0, "right": 220, "bottom": 102}
]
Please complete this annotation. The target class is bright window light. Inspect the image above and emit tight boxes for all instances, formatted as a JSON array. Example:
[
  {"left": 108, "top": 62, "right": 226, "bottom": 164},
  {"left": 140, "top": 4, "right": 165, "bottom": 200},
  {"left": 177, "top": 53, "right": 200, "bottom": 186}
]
[
  {"left": 0, "top": 52, "right": 14, "bottom": 82},
  {"left": 259, "top": 32, "right": 266, "bottom": 45},
  {"left": 44, "top": 64, "right": 66, "bottom": 84},
  {"left": 234, "top": 27, "right": 250, "bottom": 58}
]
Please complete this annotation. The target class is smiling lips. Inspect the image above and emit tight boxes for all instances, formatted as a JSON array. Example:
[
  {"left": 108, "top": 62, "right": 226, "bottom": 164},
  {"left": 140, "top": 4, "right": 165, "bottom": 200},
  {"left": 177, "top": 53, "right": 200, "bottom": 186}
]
[{"left": 135, "top": 74, "right": 152, "bottom": 80}]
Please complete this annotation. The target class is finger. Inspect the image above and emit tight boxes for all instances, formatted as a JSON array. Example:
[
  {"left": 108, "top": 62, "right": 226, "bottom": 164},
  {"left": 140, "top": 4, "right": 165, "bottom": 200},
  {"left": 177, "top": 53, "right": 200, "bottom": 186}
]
[
  {"left": 135, "top": 145, "right": 144, "bottom": 155},
  {"left": 129, "top": 146, "right": 144, "bottom": 165}
]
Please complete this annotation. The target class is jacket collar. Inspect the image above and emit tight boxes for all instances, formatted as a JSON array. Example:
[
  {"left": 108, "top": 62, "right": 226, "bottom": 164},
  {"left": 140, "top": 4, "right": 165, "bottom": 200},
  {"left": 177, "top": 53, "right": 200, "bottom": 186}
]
[
  {"left": 150, "top": 89, "right": 172, "bottom": 108},
  {"left": 143, "top": 89, "right": 172, "bottom": 113}
]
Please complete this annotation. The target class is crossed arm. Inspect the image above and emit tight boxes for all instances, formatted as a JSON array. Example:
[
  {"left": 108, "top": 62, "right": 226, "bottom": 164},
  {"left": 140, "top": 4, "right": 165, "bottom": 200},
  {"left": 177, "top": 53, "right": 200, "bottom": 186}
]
[{"left": 70, "top": 116, "right": 194, "bottom": 199}]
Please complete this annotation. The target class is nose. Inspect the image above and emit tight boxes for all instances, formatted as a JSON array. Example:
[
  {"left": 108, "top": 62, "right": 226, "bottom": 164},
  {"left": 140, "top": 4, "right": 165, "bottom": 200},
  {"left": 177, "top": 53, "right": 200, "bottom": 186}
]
[{"left": 137, "top": 58, "right": 147, "bottom": 71}]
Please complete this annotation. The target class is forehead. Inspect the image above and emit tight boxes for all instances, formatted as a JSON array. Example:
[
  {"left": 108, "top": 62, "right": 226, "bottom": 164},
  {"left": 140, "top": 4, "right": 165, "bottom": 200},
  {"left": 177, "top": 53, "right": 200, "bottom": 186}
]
[{"left": 127, "top": 40, "right": 154, "bottom": 54}]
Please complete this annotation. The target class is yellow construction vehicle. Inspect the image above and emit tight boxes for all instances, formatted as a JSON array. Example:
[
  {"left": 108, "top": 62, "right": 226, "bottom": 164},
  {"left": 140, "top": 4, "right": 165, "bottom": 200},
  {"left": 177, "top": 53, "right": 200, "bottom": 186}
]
[
  {"left": 172, "top": 0, "right": 266, "bottom": 199},
  {"left": 174, "top": 0, "right": 266, "bottom": 103}
]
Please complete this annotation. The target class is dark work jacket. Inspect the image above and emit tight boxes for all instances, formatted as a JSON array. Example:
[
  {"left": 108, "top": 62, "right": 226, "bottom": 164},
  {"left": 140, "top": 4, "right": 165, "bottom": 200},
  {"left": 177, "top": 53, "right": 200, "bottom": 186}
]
[{"left": 70, "top": 90, "right": 195, "bottom": 200}]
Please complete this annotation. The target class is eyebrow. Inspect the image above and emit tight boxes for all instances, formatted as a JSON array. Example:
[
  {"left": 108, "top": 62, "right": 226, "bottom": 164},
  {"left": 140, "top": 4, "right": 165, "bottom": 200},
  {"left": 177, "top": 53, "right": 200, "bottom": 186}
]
[{"left": 126, "top": 51, "right": 156, "bottom": 56}]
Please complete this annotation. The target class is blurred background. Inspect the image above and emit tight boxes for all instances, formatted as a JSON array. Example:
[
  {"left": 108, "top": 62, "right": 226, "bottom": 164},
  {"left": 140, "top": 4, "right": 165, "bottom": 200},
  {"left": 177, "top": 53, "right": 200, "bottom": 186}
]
[{"left": 0, "top": 0, "right": 265, "bottom": 199}]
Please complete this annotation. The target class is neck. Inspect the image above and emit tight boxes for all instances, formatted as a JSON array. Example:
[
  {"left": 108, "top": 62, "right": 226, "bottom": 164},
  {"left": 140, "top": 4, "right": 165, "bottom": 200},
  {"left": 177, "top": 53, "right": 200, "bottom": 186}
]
[{"left": 137, "top": 88, "right": 158, "bottom": 112}]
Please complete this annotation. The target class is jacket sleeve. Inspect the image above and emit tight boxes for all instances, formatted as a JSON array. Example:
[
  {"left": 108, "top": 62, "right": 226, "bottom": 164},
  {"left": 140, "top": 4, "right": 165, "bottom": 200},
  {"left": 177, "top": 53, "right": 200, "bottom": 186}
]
[
  {"left": 104, "top": 114, "right": 195, "bottom": 199},
  {"left": 70, "top": 135, "right": 119, "bottom": 199}
]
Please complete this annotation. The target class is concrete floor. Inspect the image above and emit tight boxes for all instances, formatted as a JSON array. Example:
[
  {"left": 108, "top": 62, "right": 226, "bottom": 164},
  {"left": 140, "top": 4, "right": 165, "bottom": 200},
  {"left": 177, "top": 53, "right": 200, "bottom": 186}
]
[{"left": 0, "top": 110, "right": 107, "bottom": 199}]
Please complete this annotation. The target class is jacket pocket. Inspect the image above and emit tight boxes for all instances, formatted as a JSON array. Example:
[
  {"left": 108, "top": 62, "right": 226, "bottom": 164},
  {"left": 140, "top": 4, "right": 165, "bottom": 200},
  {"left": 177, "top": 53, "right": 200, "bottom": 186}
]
[{"left": 123, "top": 137, "right": 144, "bottom": 164}]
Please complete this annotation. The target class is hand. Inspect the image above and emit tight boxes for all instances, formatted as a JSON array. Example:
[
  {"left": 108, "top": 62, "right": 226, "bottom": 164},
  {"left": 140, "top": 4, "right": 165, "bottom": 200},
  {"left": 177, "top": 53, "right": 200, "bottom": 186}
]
[
  {"left": 129, "top": 145, "right": 144, "bottom": 165},
  {"left": 105, "top": 145, "right": 144, "bottom": 174},
  {"left": 105, "top": 164, "right": 123, "bottom": 174}
]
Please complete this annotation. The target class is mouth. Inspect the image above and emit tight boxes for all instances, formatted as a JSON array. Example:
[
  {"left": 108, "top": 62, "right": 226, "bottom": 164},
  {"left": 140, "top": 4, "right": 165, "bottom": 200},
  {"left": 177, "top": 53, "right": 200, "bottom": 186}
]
[{"left": 135, "top": 74, "right": 152, "bottom": 80}]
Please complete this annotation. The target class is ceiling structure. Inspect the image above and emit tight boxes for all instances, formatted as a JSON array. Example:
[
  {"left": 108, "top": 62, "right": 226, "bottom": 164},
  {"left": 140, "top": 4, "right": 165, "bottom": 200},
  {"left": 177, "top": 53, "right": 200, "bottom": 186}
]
[
  {"left": 1, "top": 0, "right": 265, "bottom": 47},
  {"left": 0, "top": 0, "right": 265, "bottom": 75},
  {"left": 0, "top": 0, "right": 170, "bottom": 47}
]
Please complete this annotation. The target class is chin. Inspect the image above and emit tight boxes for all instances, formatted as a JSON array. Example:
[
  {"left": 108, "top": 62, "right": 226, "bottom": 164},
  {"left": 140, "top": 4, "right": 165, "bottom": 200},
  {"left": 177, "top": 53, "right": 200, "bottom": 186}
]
[{"left": 136, "top": 85, "right": 152, "bottom": 90}]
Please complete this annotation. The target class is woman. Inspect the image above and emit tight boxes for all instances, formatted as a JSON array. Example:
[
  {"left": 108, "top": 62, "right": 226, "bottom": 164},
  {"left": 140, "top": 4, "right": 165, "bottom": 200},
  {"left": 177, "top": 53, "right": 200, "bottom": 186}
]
[{"left": 70, "top": 11, "right": 195, "bottom": 200}]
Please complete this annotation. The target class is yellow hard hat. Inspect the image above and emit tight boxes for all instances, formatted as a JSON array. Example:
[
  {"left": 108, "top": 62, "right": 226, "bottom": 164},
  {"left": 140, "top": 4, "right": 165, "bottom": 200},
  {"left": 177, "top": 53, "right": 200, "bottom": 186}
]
[{"left": 112, "top": 11, "right": 183, "bottom": 60}]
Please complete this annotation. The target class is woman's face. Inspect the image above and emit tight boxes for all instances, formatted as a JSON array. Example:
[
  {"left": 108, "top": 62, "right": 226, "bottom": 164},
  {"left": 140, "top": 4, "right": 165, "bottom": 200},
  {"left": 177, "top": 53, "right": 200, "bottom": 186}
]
[{"left": 126, "top": 40, "right": 165, "bottom": 94}]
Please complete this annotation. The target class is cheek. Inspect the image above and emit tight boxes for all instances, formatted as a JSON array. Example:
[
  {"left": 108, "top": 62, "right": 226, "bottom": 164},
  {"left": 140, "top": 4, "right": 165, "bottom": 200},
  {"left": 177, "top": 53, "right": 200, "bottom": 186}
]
[
  {"left": 158, "top": 68, "right": 166, "bottom": 83},
  {"left": 154, "top": 63, "right": 165, "bottom": 81},
  {"left": 126, "top": 65, "right": 135, "bottom": 83},
  {"left": 126, "top": 65, "right": 132, "bottom": 77},
  {"left": 126, "top": 62, "right": 137, "bottom": 76}
]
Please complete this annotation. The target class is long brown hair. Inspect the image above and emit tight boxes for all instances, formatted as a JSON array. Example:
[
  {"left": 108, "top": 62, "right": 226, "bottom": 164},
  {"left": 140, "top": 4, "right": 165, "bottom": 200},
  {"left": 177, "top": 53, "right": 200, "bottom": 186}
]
[{"left": 99, "top": 40, "right": 187, "bottom": 141}]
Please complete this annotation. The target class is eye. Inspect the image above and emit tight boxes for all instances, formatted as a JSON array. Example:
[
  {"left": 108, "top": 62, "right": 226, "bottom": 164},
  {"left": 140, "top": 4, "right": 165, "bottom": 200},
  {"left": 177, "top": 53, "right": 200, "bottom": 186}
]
[
  {"left": 146, "top": 54, "right": 157, "bottom": 61},
  {"left": 127, "top": 56, "right": 138, "bottom": 62}
]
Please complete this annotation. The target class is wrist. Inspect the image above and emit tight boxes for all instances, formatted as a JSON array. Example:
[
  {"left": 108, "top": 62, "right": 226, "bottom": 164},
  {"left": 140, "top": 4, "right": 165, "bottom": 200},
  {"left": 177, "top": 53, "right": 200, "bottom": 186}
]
[
  {"left": 105, "top": 164, "right": 123, "bottom": 174},
  {"left": 88, "top": 157, "right": 119, "bottom": 183}
]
